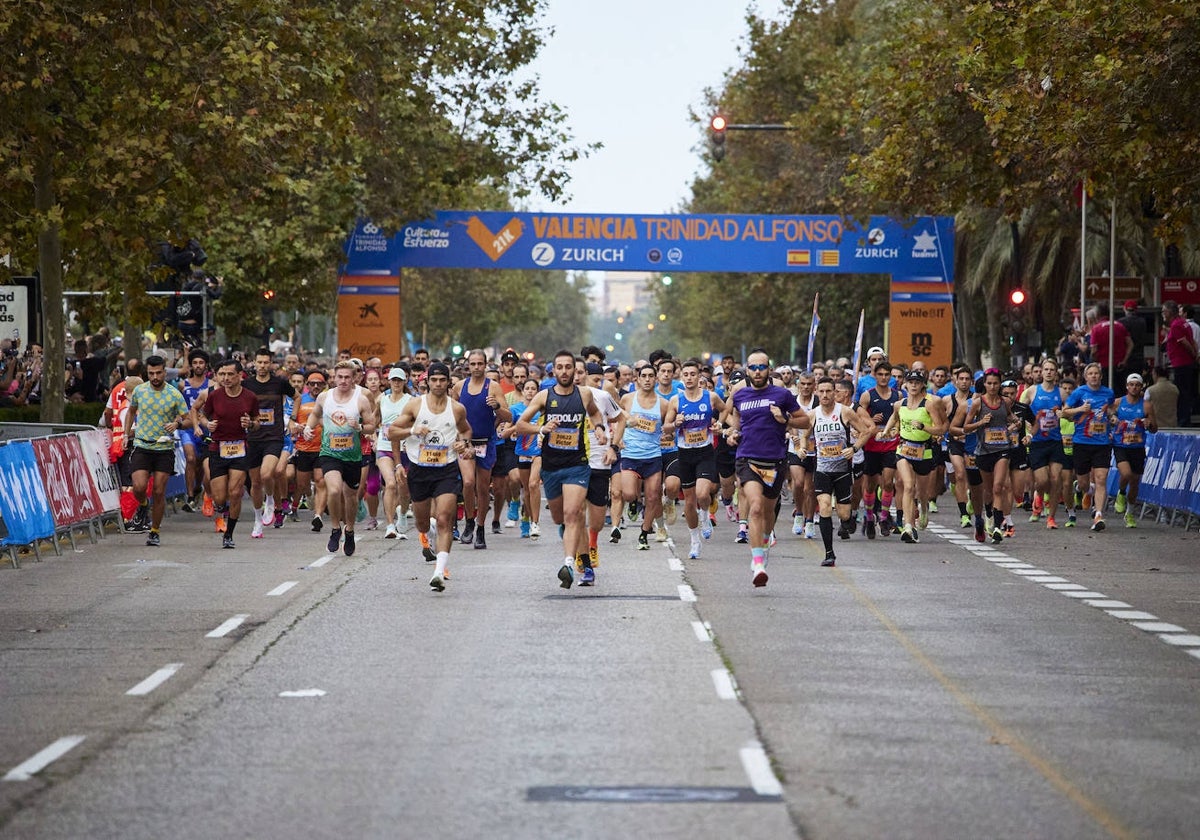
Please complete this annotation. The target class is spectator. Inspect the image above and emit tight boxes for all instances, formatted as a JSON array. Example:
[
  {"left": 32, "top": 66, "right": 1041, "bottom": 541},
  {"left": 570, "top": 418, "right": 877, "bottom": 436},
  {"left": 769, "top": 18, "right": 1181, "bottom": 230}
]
[
  {"left": 1119, "top": 299, "right": 1149, "bottom": 380},
  {"left": 73, "top": 338, "right": 109, "bottom": 403},
  {"left": 1147, "top": 365, "right": 1179, "bottom": 430},
  {"left": 1161, "top": 301, "right": 1198, "bottom": 427},
  {"left": 1088, "top": 301, "right": 1131, "bottom": 385}
]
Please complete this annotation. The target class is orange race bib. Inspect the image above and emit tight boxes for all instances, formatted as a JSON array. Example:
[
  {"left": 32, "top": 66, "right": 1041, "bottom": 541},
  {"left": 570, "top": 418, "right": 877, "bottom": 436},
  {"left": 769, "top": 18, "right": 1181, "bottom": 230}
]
[
  {"left": 329, "top": 433, "right": 354, "bottom": 451},
  {"left": 219, "top": 440, "right": 246, "bottom": 459},
  {"left": 548, "top": 429, "right": 580, "bottom": 450},
  {"left": 899, "top": 441, "right": 926, "bottom": 460},
  {"left": 418, "top": 443, "right": 449, "bottom": 465}
]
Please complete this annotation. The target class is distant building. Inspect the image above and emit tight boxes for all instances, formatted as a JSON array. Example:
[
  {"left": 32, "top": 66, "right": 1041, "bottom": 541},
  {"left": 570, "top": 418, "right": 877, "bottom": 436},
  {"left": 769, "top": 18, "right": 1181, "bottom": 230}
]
[{"left": 597, "top": 271, "right": 654, "bottom": 314}]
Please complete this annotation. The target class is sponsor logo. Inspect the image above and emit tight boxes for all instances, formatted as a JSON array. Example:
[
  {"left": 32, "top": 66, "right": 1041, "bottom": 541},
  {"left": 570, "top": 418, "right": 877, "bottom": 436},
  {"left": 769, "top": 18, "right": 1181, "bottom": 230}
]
[
  {"left": 362, "top": 223, "right": 380, "bottom": 235},
  {"left": 467, "top": 216, "right": 524, "bottom": 261},
  {"left": 648, "top": 248, "right": 662, "bottom": 264},
  {"left": 912, "top": 231, "right": 938, "bottom": 258},
  {"left": 532, "top": 242, "right": 556, "bottom": 266},
  {"left": 403, "top": 225, "right": 451, "bottom": 250},
  {"left": 561, "top": 247, "right": 626, "bottom": 264},
  {"left": 667, "top": 247, "right": 683, "bottom": 265},
  {"left": 910, "top": 332, "right": 934, "bottom": 357},
  {"left": 787, "top": 250, "right": 811, "bottom": 266},
  {"left": 854, "top": 246, "right": 899, "bottom": 259},
  {"left": 867, "top": 227, "right": 885, "bottom": 245}
]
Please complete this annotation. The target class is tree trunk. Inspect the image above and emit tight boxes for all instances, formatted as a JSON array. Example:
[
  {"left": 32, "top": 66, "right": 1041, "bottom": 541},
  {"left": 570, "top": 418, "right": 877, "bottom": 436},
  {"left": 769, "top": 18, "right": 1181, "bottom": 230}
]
[{"left": 35, "top": 156, "right": 65, "bottom": 425}]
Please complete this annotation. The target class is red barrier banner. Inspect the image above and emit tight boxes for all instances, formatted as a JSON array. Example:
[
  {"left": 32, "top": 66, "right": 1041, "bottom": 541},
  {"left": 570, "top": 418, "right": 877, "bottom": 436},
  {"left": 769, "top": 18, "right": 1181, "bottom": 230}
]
[{"left": 31, "top": 435, "right": 104, "bottom": 527}]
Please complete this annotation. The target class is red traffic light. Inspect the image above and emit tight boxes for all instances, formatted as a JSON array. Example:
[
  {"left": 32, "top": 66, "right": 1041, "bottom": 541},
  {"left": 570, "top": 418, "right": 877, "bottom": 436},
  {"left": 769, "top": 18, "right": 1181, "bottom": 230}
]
[
  {"left": 711, "top": 115, "right": 727, "bottom": 132},
  {"left": 263, "top": 289, "right": 276, "bottom": 301},
  {"left": 1009, "top": 288, "right": 1026, "bottom": 305}
]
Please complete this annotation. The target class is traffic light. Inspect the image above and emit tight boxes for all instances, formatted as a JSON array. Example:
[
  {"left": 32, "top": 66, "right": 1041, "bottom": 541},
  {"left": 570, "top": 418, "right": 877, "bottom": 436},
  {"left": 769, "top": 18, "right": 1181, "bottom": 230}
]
[
  {"left": 263, "top": 289, "right": 276, "bottom": 301},
  {"left": 710, "top": 115, "right": 727, "bottom": 162},
  {"left": 1009, "top": 288, "right": 1026, "bottom": 305}
]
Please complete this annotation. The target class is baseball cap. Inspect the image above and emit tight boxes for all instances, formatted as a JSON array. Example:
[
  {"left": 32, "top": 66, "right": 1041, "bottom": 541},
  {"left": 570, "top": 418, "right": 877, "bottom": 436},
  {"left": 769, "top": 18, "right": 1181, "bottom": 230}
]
[
  {"left": 904, "top": 369, "right": 926, "bottom": 383},
  {"left": 1124, "top": 299, "right": 1139, "bottom": 310},
  {"left": 774, "top": 365, "right": 792, "bottom": 374},
  {"left": 501, "top": 348, "right": 519, "bottom": 362},
  {"left": 387, "top": 367, "right": 407, "bottom": 381},
  {"left": 867, "top": 346, "right": 885, "bottom": 357},
  {"left": 427, "top": 362, "right": 451, "bottom": 379},
  {"left": 729, "top": 370, "right": 746, "bottom": 384},
  {"left": 1126, "top": 372, "right": 1144, "bottom": 384},
  {"left": 585, "top": 362, "right": 604, "bottom": 376}
]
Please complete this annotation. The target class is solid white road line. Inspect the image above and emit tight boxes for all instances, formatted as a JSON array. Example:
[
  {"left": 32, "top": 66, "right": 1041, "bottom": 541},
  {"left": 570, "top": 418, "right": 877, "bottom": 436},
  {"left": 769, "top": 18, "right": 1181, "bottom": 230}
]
[
  {"left": 125, "top": 663, "right": 183, "bottom": 696},
  {"left": 4, "top": 736, "right": 86, "bottom": 782},
  {"left": 205, "top": 614, "right": 249, "bottom": 638},
  {"left": 739, "top": 741, "right": 783, "bottom": 796},
  {"left": 711, "top": 669, "right": 738, "bottom": 700},
  {"left": 266, "top": 581, "right": 298, "bottom": 597}
]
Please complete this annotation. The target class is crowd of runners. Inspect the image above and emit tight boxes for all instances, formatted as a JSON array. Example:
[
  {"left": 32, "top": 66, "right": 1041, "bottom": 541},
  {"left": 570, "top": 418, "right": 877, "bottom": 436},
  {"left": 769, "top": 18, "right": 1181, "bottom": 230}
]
[{"left": 109, "top": 341, "right": 1159, "bottom": 592}]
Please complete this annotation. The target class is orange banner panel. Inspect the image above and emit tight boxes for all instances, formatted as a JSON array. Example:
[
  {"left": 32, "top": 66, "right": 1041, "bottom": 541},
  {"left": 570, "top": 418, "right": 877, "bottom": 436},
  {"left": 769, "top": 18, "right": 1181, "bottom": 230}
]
[{"left": 337, "top": 275, "right": 402, "bottom": 361}]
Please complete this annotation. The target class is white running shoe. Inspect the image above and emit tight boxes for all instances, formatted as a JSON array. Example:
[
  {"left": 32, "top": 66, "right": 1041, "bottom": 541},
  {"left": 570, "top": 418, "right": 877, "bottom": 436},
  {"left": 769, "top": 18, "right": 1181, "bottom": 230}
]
[
  {"left": 384, "top": 523, "right": 398, "bottom": 539},
  {"left": 689, "top": 535, "right": 701, "bottom": 560},
  {"left": 804, "top": 522, "right": 816, "bottom": 540},
  {"left": 792, "top": 513, "right": 804, "bottom": 535},
  {"left": 656, "top": 523, "right": 669, "bottom": 542},
  {"left": 262, "top": 497, "right": 275, "bottom": 527},
  {"left": 700, "top": 519, "right": 713, "bottom": 540},
  {"left": 365, "top": 517, "right": 378, "bottom": 531},
  {"left": 529, "top": 521, "right": 541, "bottom": 540},
  {"left": 665, "top": 501, "right": 677, "bottom": 525},
  {"left": 251, "top": 521, "right": 264, "bottom": 539}
]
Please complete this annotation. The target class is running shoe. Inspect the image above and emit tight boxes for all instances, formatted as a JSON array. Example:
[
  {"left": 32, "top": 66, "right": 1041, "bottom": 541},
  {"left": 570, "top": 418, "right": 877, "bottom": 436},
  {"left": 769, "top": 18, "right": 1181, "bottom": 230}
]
[
  {"left": 638, "top": 530, "right": 650, "bottom": 550},
  {"left": 918, "top": 510, "right": 929, "bottom": 530},
  {"left": 251, "top": 521, "right": 264, "bottom": 539},
  {"left": 1065, "top": 512, "right": 1077, "bottom": 528},
  {"left": 1114, "top": 491, "right": 1127, "bottom": 514},
  {"left": 804, "top": 521, "right": 817, "bottom": 540},
  {"left": 900, "top": 525, "right": 915, "bottom": 544},
  {"left": 1031, "top": 494, "right": 1043, "bottom": 516},
  {"left": 627, "top": 501, "right": 640, "bottom": 521},
  {"left": 960, "top": 514, "right": 972, "bottom": 528},
  {"left": 974, "top": 525, "right": 986, "bottom": 543},
  {"left": 879, "top": 514, "right": 895, "bottom": 537},
  {"left": 769, "top": 531, "right": 777, "bottom": 548},
  {"left": 327, "top": 528, "right": 341, "bottom": 553},
  {"left": 1046, "top": 516, "right": 1058, "bottom": 530},
  {"left": 385, "top": 523, "right": 399, "bottom": 539},
  {"left": 491, "top": 520, "right": 501, "bottom": 535},
  {"left": 865, "top": 513, "right": 877, "bottom": 540},
  {"left": 725, "top": 502, "right": 738, "bottom": 522},
  {"left": 299, "top": 496, "right": 310, "bottom": 510},
  {"left": 609, "top": 525, "right": 621, "bottom": 544},
  {"left": 580, "top": 566, "right": 595, "bottom": 586},
  {"left": 821, "top": 551, "right": 836, "bottom": 567},
  {"left": 558, "top": 563, "right": 574, "bottom": 589},
  {"left": 1091, "top": 513, "right": 1105, "bottom": 532},
  {"left": 273, "top": 512, "right": 285, "bottom": 529},
  {"left": 837, "top": 522, "right": 851, "bottom": 540},
  {"left": 656, "top": 523, "right": 669, "bottom": 542},
  {"left": 848, "top": 515, "right": 859, "bottom": 535},
  {"left": 689, "top": 535, "right": 701, "bottom": 560},
  {"left": 520, "top": 519, "right": 531, "bottom": 539},
  {"left": 1003, "top": 524, "right": 1015, "bottom": 539},
  {"left": 507, "top": 499, "right": 520, "bottom": 525},
  {"left": 344, "top": 530, "right": 356, "bottom": 556},
  {"left": 735, "top": 526, "right": 748, "bottom": 544},
  {"left": 262, "top": 498, "right": 275, "bottom": 527},
  {"left": 202, "top": 495, "right": 214, "bottom": 517},
  {"left": 700, "top": 519, "right": 713, "bottom": 540},
  {"left": 460, "top": 519, "right": 475, "bottom": 545},
  {"left": 589, "top": 546, "right": 600, "bottom": 569},
  {"left": 1124, "top": 511, "right": 1137, "bottom": 528},
  {"left": 792, "top": 513, "right": 804, "bottom": 535},
  {"left": 928, "top": 499, "right": 938, "bottom": 514},
  {"left": 422, "top": 544, "right": 436, "bottom": 563},
  {"left": 474, "top": 529, "right": 487, "bottom": 550},
  {"left": 364, "top": 517, "right": 378, "bottom": 531},
  {"left": 222, "top": 535, "right": 235, "bottom": 549},
  {"left": 180, "top": 498, "right": 196, "bottom": 513},
  {"left": 146, "top": 530, "right": 160, "bottom": 547},
  {"left": 1029, "top": 511, "right": 1041, "bottom": 523},
  {"left": 665, "top": 501, "right": 677, "bottom": 525},
  {"left": 991, "top": 527, "right": 1003, "bottom": 544},
  {"left": 214, "top": 514, "right": 226, "bottom": 534},
  {"left": 311, "top": 515, "right": 323, "bottom": 533},
  {"left": 429, "top": 573, "right": 445, "bottom": 592},
  {"left": 529, "top": 522, "right": 541, "bottom": 541},
  {"left": 751, "top": 563, "right": 768, "bottom": 588}
]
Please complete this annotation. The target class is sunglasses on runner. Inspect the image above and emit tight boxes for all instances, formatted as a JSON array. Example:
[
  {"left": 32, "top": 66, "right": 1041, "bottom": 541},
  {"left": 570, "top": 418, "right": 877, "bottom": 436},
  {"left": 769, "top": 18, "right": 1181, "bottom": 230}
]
[{"left": 747, "top": 364, "right": 769, "bottom": 371}]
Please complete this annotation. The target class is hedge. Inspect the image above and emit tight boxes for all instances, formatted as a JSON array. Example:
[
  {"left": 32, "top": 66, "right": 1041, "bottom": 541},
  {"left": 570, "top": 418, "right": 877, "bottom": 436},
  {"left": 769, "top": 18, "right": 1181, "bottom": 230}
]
[{"left": 0, "top": 403, "right": 105, "bottom": 426}]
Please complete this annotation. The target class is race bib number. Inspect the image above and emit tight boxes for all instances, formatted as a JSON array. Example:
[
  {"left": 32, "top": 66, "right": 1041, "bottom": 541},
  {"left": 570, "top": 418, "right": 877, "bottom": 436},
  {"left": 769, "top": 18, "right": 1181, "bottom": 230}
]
[
  {"left": 628, "top": 415, "right": 657, "bottom": 434},
  {"left": 1038, "top": 411, "right": 1057, "bottom": 432},
  {"left": 473, "top": 443, "right": 488, "bottom": 458},
  {"left": 682, "top": 429, "right": 710, "bottom": 447},
  {"left": 258, "top": 407, "right": 274, "bottom": 426},
  {"left": 964, "top": 453, "right": 977, "bottom": 469},
  {"left": 899, "top": 441, "right": 926, "bottom": 460},
  {"left": 329, "top": 433, "right": 354, "bottom": 451},
  {"left": 818, "top": 443, "right": 844, "bottom": 458},
  {"left": 984, "top": 428, "right": 1008, "bottom": 445},
  {"left": 219, "top": 440, "right": 246, "bottom": 459},
  {"left": 748, "top": 463, "right": 777, "bottom": 486},
  {"left": 418, "top": 444, "right": 449, "bottom": 465},
  {"left": 1086, "top": 420, "right": 1107, "bottom": 437},
  {"left": 548, "top": 429, "right": 580, "bottom": 450},
  {"left": 1121, "top": 431, "right": 1144, "bottom": 446}
]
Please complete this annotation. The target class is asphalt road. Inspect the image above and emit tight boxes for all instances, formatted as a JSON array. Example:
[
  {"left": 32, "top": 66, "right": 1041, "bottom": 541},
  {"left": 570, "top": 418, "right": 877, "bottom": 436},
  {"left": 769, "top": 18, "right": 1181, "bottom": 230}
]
[{"left": 1, "top": 499, "right": 1198, "bottom": 839}]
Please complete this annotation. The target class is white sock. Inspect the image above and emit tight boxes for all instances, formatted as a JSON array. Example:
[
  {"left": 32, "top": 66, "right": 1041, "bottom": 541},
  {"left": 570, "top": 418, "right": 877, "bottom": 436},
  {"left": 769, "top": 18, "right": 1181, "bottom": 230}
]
[
  {"left": 434, "top": 551, "right": 449, "bottom": 576},
  {"left": 253, "top": 507, "right": 263, "bottom": 524}
]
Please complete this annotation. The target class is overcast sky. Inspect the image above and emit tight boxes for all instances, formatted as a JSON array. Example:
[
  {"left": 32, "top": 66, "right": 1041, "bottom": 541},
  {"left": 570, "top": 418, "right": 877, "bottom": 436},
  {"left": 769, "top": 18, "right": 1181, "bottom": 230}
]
[{"left": 524, "top": 0, "right": 787, "bottom": 216}]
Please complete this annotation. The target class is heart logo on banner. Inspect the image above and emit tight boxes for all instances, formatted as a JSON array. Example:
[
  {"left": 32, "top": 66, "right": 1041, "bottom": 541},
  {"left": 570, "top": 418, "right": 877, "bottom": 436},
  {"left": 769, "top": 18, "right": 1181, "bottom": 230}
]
[{"left": 466, "top": 216, "right": 525, "bottom": 261}]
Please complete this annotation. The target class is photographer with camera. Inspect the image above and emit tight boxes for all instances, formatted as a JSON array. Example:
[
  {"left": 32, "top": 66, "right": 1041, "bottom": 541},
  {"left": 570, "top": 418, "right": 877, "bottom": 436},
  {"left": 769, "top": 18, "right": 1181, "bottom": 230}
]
[{"left": 0, "top": 337, "right": 39, "bottom": 408}]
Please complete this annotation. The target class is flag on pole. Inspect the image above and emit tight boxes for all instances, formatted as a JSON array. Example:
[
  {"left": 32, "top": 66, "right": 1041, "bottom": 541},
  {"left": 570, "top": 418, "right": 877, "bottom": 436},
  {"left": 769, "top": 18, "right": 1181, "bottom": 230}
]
[
  {"left": 850, "top": 309, "right": 865, "bottom": 379},
  {"left": 806, "top": 293, "right": 820, "bottom": 370}
]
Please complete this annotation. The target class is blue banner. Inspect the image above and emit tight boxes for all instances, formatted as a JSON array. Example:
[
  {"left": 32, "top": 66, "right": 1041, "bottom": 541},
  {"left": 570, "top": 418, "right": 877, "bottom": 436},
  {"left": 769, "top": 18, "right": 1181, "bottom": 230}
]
[
  {"left": 0, "top": 441, "right": 56, "bottom": 545},
  {"left": 344, "top": 213, "right": 954, "bottom": 279},
  {"left": 1105, "top": 432, "right": 1200, "bottom": 517}
]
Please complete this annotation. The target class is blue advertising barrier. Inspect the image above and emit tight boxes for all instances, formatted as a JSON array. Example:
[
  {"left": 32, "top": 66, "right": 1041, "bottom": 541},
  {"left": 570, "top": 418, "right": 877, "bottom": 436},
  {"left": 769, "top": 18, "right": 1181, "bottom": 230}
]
[
  {"left": 0, "top": 441, "right": 57, "bottom": 549},
  {"left": 1105, "top": 432, "right": 1200, "bottom": 522}
]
